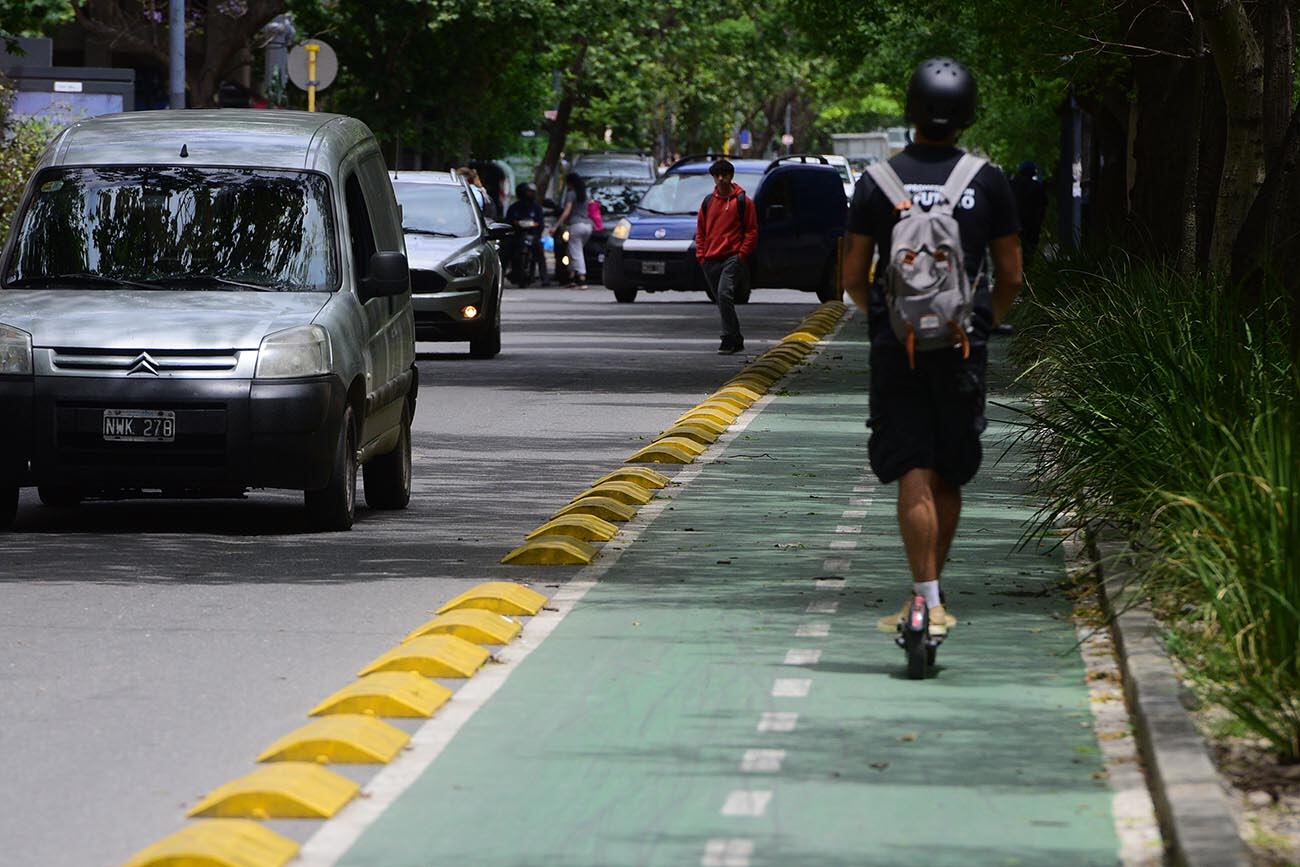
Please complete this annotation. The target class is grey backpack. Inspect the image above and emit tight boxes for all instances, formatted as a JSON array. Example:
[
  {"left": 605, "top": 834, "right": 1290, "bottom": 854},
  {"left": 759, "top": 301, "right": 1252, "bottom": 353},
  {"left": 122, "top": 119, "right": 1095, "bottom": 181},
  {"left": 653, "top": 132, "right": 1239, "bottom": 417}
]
[{"left": 866, "top": 153, "right": 987, "bottom": 366}]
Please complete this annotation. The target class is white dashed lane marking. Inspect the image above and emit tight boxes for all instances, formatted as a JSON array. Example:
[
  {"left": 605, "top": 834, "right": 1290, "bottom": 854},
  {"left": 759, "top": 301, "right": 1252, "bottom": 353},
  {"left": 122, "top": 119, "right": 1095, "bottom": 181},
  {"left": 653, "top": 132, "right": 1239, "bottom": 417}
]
[
  {"left": 701, "top": 838, "right": 755, "bottom": 867},
  {"left": 721, "top": 790, "right": 773, "bottom": 817},
  {"left": 771, "top": 678, "right": 812, "bottom": 698},
  {"left": 783, "top": 649, "right": 822, "bottom": 665},
  {"left": 829, "top": 539, "right": 858, "bottom": 550},
  {"left": 841, "top": 510, "right": 868, "bottom": 519},
  {"left": 834, "top": 524, "right": 862, "bottom": 534},
  {"left": 806, "top": 600, "right": 838, "bottom": 614},
  {"left": 740, "top": 749, "right": 786, "bottom": 773},
  {"left": 756, "top": 712, "right": 798, "bottom": 732},
  {"left": 822, "top": 558, "right": 851, "bottom": 572},
  {"left": 795, "top": 622, "right": 830, "bottom": 638},
  {"left": 814, "top": 577, "right": 845, "bottom": 589}
]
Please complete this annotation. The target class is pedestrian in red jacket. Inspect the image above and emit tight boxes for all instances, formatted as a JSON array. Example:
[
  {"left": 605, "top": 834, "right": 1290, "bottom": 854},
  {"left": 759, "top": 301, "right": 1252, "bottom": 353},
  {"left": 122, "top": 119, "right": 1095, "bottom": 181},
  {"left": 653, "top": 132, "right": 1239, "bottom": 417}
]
[{"left": 696, "top": 159, "right": 758, "bottom": 354}]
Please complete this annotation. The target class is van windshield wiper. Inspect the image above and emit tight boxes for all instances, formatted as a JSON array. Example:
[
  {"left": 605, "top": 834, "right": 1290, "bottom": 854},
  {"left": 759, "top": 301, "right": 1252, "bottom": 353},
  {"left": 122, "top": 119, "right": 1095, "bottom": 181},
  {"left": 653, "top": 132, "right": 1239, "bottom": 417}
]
[
  {"left": 141, "top": 274, "right": 292, "bottom": 291},
  {"left": 637, "top": 206, "right": 671, "bottom": 215},
  {"left": 7, "top": 272, "right": 157, "bottom": 290},
  {"left": 403, "top": 228, "right": 461, "bottom": 238}
]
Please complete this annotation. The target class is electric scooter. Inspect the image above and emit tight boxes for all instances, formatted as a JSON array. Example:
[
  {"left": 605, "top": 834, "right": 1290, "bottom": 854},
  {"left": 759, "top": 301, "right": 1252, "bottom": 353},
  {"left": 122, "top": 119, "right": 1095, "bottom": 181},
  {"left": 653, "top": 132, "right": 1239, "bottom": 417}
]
[{"left": 895, "top": 594, "right": 942, "bottom": 679}]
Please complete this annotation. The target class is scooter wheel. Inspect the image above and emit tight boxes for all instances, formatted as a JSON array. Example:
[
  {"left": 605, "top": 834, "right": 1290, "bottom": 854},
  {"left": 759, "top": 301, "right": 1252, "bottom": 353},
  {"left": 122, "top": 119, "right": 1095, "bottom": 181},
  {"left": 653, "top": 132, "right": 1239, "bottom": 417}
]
[
  {"left": 905, "top": 631, "right": 927, "bottom": 680},
  {"left": 926, "top": 644, "right": 937, "bottom": 669}
]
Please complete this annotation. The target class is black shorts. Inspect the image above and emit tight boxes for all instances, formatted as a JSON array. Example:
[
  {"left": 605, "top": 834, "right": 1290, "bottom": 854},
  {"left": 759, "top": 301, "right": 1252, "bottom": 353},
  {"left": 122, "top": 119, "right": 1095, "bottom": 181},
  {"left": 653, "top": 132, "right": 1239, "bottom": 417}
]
[{"left": 867, "top": 344, "right": 988, "bottom": 486}]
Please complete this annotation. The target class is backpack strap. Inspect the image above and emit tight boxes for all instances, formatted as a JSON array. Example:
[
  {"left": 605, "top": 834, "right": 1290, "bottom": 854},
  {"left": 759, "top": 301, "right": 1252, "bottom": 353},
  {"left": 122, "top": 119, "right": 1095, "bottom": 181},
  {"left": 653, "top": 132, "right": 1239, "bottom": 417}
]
[
  {"left": 865, "top": 161, "right": 913, "bottom": 215},
  {"left": 936, "top": 153, "right": 987, "bottom": 216},
  {"left": 701, "top": 190, "right": 746, "bottom": 222}
]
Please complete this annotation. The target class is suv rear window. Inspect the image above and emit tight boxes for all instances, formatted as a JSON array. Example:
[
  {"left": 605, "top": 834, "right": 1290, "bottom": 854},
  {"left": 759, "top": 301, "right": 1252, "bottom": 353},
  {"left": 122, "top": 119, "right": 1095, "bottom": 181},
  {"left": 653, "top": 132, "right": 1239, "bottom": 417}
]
[{"left": 4, "top": 166, "right": 338, "bottom": 292}]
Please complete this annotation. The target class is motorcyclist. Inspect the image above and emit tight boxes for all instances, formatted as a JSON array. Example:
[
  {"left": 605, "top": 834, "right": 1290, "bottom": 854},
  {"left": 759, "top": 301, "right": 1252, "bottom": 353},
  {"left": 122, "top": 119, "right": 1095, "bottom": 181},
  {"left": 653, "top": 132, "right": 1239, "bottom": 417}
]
[{"left": 504, "top": 182, "right": 547, "bottom": 286}]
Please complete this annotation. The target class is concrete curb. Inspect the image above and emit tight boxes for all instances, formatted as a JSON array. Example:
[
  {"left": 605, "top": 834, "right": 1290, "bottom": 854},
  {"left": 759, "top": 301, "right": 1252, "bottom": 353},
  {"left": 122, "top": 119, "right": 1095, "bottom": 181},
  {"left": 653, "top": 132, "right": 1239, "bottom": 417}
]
[{"left": 1093, "top": 530, "right": 1252, "bottom": 867}]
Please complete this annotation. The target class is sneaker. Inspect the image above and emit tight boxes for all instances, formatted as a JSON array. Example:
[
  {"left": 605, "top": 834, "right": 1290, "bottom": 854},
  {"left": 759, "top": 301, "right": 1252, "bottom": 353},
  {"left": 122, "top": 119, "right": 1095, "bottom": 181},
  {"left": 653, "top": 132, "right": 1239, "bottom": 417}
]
[
  {"left": 717, "top": 339, "right": 739, "bottom": 355},
  {"left": 875, "top": 599, "right": 957, "bottom": 634}
]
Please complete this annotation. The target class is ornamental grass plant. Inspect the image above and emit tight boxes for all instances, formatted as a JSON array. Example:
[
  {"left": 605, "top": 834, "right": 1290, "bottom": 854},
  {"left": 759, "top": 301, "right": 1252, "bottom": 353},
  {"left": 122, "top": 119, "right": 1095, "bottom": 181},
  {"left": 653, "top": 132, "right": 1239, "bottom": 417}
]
[{"left": 1014, "top": 257, "right": 1300, "bottom": 759}]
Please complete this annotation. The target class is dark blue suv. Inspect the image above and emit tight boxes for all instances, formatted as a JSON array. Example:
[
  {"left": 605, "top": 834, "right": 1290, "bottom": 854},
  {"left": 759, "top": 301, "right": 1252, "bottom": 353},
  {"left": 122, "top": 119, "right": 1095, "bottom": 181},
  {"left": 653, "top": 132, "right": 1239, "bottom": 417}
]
[{"left": 602, "top": 155, "right": 847, "bottom": 303}]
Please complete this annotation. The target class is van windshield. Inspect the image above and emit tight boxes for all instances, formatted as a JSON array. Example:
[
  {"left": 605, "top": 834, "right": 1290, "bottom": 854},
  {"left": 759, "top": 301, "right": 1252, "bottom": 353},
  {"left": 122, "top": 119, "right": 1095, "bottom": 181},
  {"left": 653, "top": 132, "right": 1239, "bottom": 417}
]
[
  {"left": 3, "top": 167, "right": 338, "bottom": 292},
  {"left": 638, "top": 172, "right": 762, "bottom": 215}
]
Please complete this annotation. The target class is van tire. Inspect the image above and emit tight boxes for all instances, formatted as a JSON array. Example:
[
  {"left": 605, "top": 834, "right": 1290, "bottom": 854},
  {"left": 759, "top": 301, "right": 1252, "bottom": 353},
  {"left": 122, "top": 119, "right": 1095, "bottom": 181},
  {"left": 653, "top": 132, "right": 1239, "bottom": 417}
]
[
  {"left": 305, "top": 405, "right": 357, "bottom": 531},
  {"left": 613, "top": 286, "right": 638, "bottom": 303},
  {"left": 469, "top": 298, "right": 501, "bottom": 358},
  {"left": 38, "top": 486, "right": 81, "bottom": 508},
  {"left": 0, "top": 486, "right": 16, "bottom": 529},
  {"left": 364, "top": 404, "right": 412, "bottom": 510}
]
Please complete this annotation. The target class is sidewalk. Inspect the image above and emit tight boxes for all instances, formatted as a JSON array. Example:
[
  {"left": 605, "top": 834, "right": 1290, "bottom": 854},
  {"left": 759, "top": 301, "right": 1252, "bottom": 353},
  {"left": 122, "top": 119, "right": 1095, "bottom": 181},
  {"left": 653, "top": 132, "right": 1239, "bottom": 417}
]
[{"left": 334, "top": 314, "right": 1121, "bottom": 866}]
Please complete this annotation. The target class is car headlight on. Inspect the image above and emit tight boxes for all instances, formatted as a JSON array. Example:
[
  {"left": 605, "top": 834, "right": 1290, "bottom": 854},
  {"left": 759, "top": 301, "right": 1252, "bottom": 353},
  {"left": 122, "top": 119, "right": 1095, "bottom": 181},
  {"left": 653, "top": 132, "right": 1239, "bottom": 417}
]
[
  {"left": 611, "top": 219, "right": 632, "bottom": 241},
  {"left": 255, "top": 325, "right": 332, "bottom": 379},
  {"left": 444, "top": 251, "right": 484, "bottom": 279},
  {"left": 0, "top": 323, "right": 32, "bottom": 375}
]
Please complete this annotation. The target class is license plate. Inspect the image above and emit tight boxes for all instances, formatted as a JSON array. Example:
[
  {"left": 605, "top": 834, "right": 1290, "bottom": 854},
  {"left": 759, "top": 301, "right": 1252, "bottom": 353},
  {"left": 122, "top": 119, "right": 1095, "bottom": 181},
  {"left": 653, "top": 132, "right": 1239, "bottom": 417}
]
[
  {"left": 641, "top": 260, "right": 665, "bottom": 275},
  {"left": 103, "top": 409, "right": 176, "bottom": 442}
]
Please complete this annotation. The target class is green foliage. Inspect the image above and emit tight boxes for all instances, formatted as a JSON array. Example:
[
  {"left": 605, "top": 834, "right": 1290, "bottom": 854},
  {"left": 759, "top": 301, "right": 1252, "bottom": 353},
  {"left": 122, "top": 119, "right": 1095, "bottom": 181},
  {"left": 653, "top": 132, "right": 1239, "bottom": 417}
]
[
  {"left": 0, "top": 0, "right": 73, "bottom": 43},
  {"left": 0, "top": 82, "right": 59, "bottom": 241},
  {"left": 1016, "top": 258, "right": 1300, "bottom": 758}
]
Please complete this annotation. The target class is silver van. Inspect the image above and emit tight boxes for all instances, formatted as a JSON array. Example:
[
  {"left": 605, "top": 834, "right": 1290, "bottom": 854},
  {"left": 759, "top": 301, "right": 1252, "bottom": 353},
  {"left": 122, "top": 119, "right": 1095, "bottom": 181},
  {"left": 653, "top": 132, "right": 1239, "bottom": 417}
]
[{"left": 0, "top": 110, "right": 416, "bottom": 531}]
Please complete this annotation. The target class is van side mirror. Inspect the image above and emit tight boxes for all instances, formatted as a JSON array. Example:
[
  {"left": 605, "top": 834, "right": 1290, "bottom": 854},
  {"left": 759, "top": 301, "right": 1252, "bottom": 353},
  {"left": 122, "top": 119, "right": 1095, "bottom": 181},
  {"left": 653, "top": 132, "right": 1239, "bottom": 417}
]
[
  {"left": 361, "top": 251, "right": 408, "bottom": 301},
  {"left": 487, "top": 222, "right": 515, "bottom": 242}
]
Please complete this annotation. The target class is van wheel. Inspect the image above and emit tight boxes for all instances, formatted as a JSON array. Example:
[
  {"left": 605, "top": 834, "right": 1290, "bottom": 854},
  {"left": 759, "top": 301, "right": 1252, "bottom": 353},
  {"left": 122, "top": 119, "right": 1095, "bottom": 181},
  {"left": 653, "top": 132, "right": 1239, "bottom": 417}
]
[
  {"left": 0, "top": 486, "right": 16, "bottom": 529},
  {"left": 364, "top": 404, "right": 412, "bottom": 510},
  {"left": 38, "top": 485, "right": 81, "bottom": 508},
  {"left": 305, "top": 405, "right": 357, "bottom": 531},
  {"left": 613, "top": 286, "right": 637, "bottom": 303}
]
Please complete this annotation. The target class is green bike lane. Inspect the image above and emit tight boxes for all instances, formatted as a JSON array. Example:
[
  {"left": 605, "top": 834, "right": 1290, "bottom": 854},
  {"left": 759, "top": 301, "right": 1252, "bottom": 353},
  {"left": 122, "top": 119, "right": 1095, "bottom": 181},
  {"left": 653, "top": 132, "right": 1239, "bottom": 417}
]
[{"left": 335, "top": 315, "right": 1120, "bottom": 867}]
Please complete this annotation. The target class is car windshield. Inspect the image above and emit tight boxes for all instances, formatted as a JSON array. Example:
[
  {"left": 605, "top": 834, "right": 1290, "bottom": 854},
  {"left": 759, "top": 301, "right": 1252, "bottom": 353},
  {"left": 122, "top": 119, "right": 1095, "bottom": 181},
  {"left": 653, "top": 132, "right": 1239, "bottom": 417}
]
[
  {"left": 588, "top": 182, "right": 648, "bottom": 218},
  {"left": 3, "top": 166, "right": 337, "bottom": 291},
  {"left": 572, "top": 157, "right": 654, "bottom": 180},
  {"left": 637, "top": 172, "right": 763, "bottom": 215},
  {"left": 393, "top": 182, "right": 480, "bottom": 237}
]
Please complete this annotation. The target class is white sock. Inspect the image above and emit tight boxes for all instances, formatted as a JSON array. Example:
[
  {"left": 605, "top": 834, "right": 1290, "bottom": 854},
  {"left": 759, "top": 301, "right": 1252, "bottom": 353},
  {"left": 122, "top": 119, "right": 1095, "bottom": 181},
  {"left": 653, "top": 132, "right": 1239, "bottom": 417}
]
[{"left": 913, "top": 580, "right": 941, "bottom": 608}]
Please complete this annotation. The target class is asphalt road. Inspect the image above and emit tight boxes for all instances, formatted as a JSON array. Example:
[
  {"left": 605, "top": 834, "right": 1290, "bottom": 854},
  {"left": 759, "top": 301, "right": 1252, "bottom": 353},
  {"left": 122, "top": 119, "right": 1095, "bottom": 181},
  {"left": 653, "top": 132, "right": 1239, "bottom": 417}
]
[{"left": 0, "top": 285, "right": 823, "bottom": 867}]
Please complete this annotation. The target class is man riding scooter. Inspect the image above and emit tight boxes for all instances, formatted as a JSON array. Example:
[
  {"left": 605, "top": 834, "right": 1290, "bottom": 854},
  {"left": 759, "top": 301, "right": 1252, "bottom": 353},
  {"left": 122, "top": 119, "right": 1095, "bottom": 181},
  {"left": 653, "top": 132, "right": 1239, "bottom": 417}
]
[{"left": 504, "top": 182, "right": 548, "bottom": 287}]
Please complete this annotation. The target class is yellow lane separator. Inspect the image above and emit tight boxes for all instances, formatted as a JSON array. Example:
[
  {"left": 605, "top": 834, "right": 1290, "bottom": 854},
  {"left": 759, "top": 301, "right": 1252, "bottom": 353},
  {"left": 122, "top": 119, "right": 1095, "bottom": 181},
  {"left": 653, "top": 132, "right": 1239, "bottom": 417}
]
[
  {"left": 552, "top": 495, "right": 638, "bottom": 522},
  {"left": 659, "top": 423, "right": 720, "bottom": 445},
  {"left": 187, "top": 763, "right": 358, "bottom": 819},
  {"left": 784, "top": 330, "right": 821, "bottom": 342},
  {"left": 256, "top": 716, "right": 409, "bottom": 764},
  {"left": 437, "top": 581, "right": 550, "bottom": 615},
  {"left": 308, "top": 671, "right": 452, "bottom": 718},
  {"left": 676, "top": 404, "right": 739, "bottom": 425},
  {"left": 649, "top": 435, "right": 708, "bottom": 456},
  {"left": 525, "top": 515, "right": 619, "bottom": 543},
  {"left": 357, "top": 634, "right": 490, "bottom": 678},
  {"left": 566, "top": 481, "right": 653, "bottom": 506},
  {"left": 667, "top": 414, "right": 729, "bottom": 435},
  {"left": 500, "top": 535, "right": 599, "bottom": 566},
  {"left": 592, "top": 467, "right": 670, "bottom": 489},
  {"left": 123, "top": 819, "right": 298, "bottom": 867},
  {"left": 625, "top": 441, "right": 698, "bottom": 464},
  {"left": 403, "top": 609, "right": 523, "bottom": 645}
]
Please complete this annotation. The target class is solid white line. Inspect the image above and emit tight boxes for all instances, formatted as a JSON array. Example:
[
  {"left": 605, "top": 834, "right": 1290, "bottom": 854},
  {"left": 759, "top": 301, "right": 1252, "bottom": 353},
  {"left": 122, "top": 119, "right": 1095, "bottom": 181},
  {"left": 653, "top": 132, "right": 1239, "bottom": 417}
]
[
  {"left": 795, "top": 623, "right": 831, "bottom": 638},
  {"left": 805, "top": 600, "right": 838, "bottom": 614},
  {"left": 297, "top": 354, "right": 801, "bottom": 866},
  {"left": 702, "top": 838, "right": 755, "bottom": 867},
  {"left": 771, "top": 678, "right": 811, "bottom": 697},
  {"left": 829, "top": 539, "right": 858, "bottom": 550},
  {"left": 834, "top": 524, "right": 862, "bottom": 534},
  {"left": 841, "top": 510, "right": 867, "bottom": 519},
  {"left": 740, "top": 748, "right": 786, "bottom": 773},
  {"left": 721, "top": 790, "right": 773, "bottom": 817},
  {"left": 783, "top": 649, "right": 822, "bottom": 666},
  {"left": 756, "top": 712, "right": 798, "bottom": 732},
  {"left": 822, "top": 558, "right": 851, "bottom": 572}
]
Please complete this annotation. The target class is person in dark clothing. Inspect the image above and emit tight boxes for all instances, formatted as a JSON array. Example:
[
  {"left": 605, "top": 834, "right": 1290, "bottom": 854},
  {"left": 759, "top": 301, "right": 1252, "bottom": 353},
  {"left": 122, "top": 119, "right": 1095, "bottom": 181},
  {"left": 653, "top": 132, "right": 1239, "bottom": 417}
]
[
  {"left": 842, "top": 57, "right": 1023, "bottom": 637},
  {"left": 695, "top": 158, "right": 758, "bottom": 354},
  {"left": 504, "top": 182, "right": 547, "bottom": 286},
  {"left": 1008, "top": 160, "right": 1047, "bottom": 263}
]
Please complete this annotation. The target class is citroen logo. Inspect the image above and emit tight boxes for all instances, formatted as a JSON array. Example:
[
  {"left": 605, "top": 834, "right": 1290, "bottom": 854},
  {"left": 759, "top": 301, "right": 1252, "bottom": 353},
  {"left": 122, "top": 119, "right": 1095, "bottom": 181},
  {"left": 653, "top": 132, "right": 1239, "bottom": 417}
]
[
  {"left": 127, "top": 352, "right": 159, "bottom": 376},
  {"left": 654, "top": 228, "right": 667, "bottom": 239}
]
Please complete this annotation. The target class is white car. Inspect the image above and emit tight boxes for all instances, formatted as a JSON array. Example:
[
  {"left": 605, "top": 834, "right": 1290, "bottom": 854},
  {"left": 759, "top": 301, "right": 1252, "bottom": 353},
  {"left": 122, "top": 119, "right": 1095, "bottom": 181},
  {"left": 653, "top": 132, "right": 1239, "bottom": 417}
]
[{"left": 823, "top": 154, "right": 857, "bottom": 200}]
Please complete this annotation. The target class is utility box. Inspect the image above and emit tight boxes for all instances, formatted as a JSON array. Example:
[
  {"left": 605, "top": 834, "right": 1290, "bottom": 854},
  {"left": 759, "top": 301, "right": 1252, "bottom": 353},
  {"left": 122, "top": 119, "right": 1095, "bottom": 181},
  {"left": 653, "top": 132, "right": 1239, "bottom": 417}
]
[
  {"left": 831, "top": 129, "right": 908, "bottom": 163},
  {"left": 2, "top": 37, "right": 135, "bottom": 123}
]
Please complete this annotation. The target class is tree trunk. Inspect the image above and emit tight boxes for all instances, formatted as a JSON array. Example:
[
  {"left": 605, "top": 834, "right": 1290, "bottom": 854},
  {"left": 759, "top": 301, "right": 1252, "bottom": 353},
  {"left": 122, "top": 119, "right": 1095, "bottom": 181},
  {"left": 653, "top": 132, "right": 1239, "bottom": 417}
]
[
  {"left": 534, "top": 41, "right": 587, "bottom": 198},
  {"left": 1258, "top": 0, "right": 1294, "bottom": 166},
  {"left": 1196, "top": 0, "right": 1266, "bottom": 269}
]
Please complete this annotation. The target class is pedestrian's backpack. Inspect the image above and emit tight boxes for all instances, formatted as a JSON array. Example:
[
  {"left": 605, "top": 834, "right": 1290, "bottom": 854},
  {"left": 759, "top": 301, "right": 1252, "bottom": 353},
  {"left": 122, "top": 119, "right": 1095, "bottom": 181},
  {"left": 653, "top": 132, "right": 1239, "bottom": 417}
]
[
  {"left": 865, "top": 153, "right": 987, "bottom": 367},
  {"left": 699, "top": 190, "right": 747, "bottom": 226},
  {"left": 586, "top": 199, "right": 604, "bottom": 231}
]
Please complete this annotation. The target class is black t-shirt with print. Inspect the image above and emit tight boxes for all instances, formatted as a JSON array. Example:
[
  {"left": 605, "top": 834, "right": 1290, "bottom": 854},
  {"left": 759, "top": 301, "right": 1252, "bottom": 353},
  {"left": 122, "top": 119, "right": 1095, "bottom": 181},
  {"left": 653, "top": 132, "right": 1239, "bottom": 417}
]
[{"left": 848, "top": 143, "right": 1020, "bottom": 348}]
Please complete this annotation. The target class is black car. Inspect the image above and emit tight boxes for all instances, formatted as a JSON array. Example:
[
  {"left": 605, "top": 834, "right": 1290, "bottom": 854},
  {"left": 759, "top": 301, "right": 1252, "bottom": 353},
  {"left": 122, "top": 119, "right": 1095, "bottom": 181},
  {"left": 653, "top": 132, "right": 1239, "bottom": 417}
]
[{"left": 551, "top": 177, "right": 651, "bottom": 287}]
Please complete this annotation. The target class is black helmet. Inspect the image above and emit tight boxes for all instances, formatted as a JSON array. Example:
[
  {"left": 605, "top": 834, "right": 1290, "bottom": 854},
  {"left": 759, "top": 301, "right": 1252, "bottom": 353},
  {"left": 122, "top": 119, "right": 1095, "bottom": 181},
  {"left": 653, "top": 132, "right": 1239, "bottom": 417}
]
[{"left": 906, "top": 57, "right": 977, "bottom": 138}]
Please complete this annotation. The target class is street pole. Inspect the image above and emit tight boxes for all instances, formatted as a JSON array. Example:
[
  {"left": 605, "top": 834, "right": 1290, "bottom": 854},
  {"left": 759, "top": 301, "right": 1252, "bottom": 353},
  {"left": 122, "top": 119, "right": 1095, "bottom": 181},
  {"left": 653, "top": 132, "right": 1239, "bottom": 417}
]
[
  {"left": 168, "top": 0, "right": 185, "bottom": 109},
  {"left": 784, "top": 100, "right": 792, "bottom": 155},
  {"left": 306, "top": 42, "right": 319, "bottom": 112}
]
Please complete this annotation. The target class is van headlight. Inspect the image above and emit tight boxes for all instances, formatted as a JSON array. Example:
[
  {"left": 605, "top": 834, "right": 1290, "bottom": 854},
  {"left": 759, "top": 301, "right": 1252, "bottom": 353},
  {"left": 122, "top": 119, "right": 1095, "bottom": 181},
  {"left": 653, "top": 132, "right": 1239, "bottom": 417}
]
[
  {"left": 255, "top": 325, "right": 332, "bottom": 379},
  {"left": 0, "top": 323, "right": 32, "bottom": 375},
  {"left": 444, "top": 251, "right": 483, "bottom": 278},
  {"left": 611, "top": 219, "right": 632, "bottom": 241}
]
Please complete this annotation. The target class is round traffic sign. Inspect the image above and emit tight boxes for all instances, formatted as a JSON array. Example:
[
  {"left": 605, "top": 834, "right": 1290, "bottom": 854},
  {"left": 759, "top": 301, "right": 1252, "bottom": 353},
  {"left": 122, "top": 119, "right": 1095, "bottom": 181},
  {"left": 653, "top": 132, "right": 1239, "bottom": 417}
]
[{"left": 287, "top": 40, "right": 338, "bottom": 91}]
